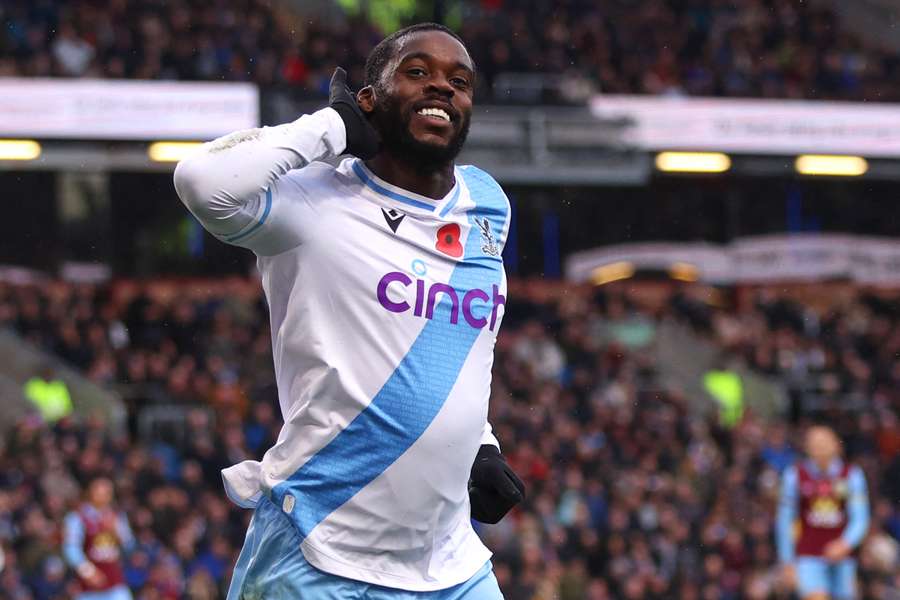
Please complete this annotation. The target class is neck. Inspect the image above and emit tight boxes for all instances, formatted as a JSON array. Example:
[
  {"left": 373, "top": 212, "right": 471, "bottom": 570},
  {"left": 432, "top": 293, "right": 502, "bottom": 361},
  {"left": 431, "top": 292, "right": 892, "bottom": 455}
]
[
  {"left": 365, "top": 153, "right": 455, "bottom": 199},
  {"left": 813, "top": 458, "right": 833, "bottom": 471}
]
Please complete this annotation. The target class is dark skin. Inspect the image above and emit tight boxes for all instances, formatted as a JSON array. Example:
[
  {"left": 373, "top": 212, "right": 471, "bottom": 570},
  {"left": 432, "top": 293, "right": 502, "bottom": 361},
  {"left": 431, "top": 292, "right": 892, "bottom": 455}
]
[{"left": 355, "top": 31, "right": 475, "bottom": 200}]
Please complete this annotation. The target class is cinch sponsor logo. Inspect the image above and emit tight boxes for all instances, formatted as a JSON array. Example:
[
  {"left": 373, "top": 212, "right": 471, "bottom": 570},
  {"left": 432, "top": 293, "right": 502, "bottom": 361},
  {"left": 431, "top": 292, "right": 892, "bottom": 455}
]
[{"left": 377, "top": 271, "right": 504, "bottom": 331}]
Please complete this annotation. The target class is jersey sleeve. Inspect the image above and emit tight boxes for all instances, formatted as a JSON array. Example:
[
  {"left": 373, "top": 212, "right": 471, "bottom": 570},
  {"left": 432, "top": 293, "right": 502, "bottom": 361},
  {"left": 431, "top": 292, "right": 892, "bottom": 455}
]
[
  {"left": 776, "top": 465, "right": 798, "bottom": 563},
  {"left": 62, "top": 512, "right": 87, "bottom": 568},
  {"left": 841, "top": 466, "right": 870, "bottom": 548},
  {"left": 480, "top": 422, "right": 500, "bottom": 450},
  {"left": 174, "top": 107, "right": 346, "bottom": 256}
]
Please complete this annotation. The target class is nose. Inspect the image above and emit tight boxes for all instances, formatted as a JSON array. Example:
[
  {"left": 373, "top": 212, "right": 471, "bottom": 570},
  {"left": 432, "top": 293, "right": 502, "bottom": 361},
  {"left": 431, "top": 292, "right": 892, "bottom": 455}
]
[{"left": 425, "top": 73, "right": 454, "bottom": 97}]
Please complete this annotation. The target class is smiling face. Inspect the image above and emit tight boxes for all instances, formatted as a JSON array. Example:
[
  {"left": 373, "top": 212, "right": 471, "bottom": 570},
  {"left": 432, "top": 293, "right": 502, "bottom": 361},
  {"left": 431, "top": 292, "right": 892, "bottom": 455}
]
[{"left": 362, "top": 30, "right": 475, "bottom": 169}]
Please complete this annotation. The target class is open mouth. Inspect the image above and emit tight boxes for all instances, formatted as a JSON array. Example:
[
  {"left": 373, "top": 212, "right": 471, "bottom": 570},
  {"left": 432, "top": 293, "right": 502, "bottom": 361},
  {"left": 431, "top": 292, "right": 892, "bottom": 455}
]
[{"left": 416, "top": 107, "right": 452, "bottom": 122}]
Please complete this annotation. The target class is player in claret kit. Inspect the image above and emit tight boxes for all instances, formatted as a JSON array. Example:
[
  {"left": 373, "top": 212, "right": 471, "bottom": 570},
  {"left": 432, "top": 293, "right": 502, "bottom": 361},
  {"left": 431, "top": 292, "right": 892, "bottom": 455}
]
[
  {"left": 62, "top": 478, "right": 135, "bottom": 600},
  {"left": 174, "top": 22, "right": 524, "bottom": 599},
  {"left": 776, "top": 426, "right": 870, "bottom": 600}
]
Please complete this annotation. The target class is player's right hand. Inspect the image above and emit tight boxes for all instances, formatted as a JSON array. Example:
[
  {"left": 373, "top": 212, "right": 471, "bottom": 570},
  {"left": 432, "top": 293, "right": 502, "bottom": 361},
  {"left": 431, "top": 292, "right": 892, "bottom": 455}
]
[
  {"left": 329, "top": 67, "right": 380, "bottom": 159},
  {"left": 779, "top": 563, "right": 796, "bottom": 590}
]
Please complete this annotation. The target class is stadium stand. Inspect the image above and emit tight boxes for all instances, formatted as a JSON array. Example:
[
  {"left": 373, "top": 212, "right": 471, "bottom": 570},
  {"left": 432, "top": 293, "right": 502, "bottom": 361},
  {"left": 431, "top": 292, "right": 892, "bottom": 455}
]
[
  {"left": 0, "top": 277, "right": 897, "bottom": 599},
  {"left": 1, "top": 0, "right": 899, "bottom": 101},
  {"left": 0, "top": 0, "right": 381, "bottom": 93},
  {"left": 463, "top": 0, "right": 900, "bottom": 102}
]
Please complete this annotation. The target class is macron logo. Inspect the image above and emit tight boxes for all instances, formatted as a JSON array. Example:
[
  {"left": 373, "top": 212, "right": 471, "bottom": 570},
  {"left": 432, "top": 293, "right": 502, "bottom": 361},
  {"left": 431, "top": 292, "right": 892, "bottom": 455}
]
[{"left": 376, "top": 271, "right": 504, "bottom": 331}]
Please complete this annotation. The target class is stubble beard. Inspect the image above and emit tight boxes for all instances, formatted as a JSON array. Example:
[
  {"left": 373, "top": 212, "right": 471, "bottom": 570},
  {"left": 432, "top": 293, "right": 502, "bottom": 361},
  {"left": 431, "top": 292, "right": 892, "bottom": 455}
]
[{"left": 371, "top": 93, "right": 470, "bottom": 172}]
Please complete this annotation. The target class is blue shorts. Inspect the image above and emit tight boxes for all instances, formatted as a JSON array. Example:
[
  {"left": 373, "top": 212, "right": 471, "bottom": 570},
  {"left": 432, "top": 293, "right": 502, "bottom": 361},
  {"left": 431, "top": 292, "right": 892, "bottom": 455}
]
[
  {"left": 227, "top": 497, "right": 503, "bottom": 600},
  {"left": 76, "top": 585, "right": 132, "bottom": 600},
  {"left": 796, "top": 557, "right": 857, "bottom": 599}
]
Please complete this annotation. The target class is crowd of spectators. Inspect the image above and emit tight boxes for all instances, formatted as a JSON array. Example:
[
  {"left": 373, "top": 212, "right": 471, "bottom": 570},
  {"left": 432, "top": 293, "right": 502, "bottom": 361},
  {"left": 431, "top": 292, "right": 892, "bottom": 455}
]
[
  {"left": 464, "top": 0, "right": 900, "bottom": 102},
  {"left": 0, "top": 0, "right": 384, "bottom": 96},
  {"left": 2, "top": 0, "right": 899, "bottom": 102},
  {"left": 698, "top": 287, "right": 900, "bottom": 421},
  {"left": 0, "top": 277, "right": 897, "bottom": 599}
]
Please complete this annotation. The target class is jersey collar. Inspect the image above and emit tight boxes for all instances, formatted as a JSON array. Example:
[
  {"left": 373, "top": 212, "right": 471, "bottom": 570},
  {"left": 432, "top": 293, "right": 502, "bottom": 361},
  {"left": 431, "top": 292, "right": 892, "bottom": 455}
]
[
  {"left": 351, "top": 159, "right": 461, "bottom": 217},
  {"left": 804, "top": 458, "right": 843, "bottom": 477}
]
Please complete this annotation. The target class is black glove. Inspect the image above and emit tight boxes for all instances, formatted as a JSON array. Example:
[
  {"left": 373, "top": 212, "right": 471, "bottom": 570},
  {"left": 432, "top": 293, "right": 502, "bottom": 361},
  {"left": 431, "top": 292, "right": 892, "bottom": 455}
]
[
  {"left": 329, "top": 67, "right": 380, "bottom": 159},
  {"left": 469, "top": 444, "right": 525, "bottom": 524}
]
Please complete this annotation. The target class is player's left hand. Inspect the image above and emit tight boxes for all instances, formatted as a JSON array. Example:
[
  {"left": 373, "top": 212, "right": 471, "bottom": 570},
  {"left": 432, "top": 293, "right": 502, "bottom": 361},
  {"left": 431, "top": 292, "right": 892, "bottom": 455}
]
[
  {"left": 329, "top": 67, "right": 380, "bottom": 159},
  {"left": 823, "top": 539, "right": 852, "bottom": 562},
  {"left": 468, "top": 445, "right": 525, "bottom": 524}
]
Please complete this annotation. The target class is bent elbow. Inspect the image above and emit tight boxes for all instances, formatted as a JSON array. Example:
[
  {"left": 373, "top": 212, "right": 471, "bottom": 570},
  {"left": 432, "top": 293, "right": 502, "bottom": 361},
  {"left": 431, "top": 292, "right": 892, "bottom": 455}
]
[{"left": 173, "top": 152, "right": 209, "bottom": 210}]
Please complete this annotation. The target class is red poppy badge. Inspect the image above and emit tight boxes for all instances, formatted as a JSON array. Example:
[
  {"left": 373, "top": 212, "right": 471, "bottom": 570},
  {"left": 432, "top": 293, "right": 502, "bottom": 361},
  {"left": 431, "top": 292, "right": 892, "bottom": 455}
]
[{"left": 435, "top": 223, "right": 463, "bottom": 258}]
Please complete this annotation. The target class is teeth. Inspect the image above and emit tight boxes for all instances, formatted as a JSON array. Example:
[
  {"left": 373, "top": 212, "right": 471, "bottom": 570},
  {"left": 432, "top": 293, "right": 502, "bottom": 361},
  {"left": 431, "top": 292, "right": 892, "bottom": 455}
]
[{"left": 417, "top": 107, "right": 450, "bottom": 121}]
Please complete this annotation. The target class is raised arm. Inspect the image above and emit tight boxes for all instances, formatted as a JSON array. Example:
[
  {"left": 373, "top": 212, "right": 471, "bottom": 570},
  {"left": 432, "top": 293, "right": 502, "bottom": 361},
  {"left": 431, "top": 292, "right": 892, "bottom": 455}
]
[
  {"left": 173, "top": 107, "right": 347, "bottom": 254},
  {"left": 173, "top": 68, "right": 378, "bottom": 256}
]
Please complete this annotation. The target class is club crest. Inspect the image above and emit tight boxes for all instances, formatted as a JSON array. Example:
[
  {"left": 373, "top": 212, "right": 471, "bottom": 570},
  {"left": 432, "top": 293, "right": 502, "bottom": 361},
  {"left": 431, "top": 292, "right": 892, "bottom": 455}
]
[{"left": 477, "top": 217, "right": 500, "bottom": 257}]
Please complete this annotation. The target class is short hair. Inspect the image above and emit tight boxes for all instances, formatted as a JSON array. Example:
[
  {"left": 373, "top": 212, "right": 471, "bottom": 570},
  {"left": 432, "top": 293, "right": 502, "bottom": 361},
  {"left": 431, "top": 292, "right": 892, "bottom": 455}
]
[{"left": 363, "top": 22, "right": 472, "bottom": 89}]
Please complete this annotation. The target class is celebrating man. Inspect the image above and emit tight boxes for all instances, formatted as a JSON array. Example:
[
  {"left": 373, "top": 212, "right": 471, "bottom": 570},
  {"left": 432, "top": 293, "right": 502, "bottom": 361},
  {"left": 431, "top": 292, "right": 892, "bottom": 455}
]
[{"left": 175, "top": 23, "right": 524, "bottom": 599}]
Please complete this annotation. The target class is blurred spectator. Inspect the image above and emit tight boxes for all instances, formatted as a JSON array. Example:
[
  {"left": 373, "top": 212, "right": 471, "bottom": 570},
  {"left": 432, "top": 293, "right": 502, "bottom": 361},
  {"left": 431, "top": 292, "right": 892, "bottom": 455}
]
[
  {"left": 24, "top": 365, "right": 73, "bottom": 424},
  {"left": 760, "top": 423, "right": 796, "bottom": 474},
  {"left": 51, "top": 22, "right": 93, "bottom": 76},
  {"left": 702, "top": 365, "right": 744, "bottom": 428}
]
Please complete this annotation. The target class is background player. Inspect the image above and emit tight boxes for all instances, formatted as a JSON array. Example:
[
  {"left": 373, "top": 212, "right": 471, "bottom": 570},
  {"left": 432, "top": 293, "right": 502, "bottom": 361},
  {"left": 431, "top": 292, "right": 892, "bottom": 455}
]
[
  {"left": 777, "top": 426, "right": 870, "bottom": 600},
  {"left": 174, "top": 22, "right": 524, "bottom": 599},
  {"left": 62, "top": 477, "right": 135, "bottom": 600}
]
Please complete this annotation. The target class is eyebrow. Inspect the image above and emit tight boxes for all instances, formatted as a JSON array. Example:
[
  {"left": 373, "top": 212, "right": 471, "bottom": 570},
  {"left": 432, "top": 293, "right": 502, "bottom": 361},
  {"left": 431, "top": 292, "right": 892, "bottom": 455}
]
[{"left": 398, "top": 51, "right": 475, "bottom": 76}]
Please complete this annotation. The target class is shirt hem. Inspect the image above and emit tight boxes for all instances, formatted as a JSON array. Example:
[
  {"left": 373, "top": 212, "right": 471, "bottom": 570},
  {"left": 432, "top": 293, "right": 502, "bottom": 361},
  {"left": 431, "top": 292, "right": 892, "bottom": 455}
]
[
  {"left": 299, "top": 538, "right": 492, "bottom": 592},
  {"left": 221, "top": 468, "right": 262, "bottom": 509}
]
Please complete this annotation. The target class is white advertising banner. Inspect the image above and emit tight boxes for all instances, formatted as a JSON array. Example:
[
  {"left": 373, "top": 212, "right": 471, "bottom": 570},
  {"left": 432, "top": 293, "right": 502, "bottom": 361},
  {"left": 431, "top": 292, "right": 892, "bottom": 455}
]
[
  {"left": 566, "top": 234, "right": 900, "bottom": 285},
  {"left": 590, "top": 95, "right": 900, "bottom": 157},
  {"left": 0, "top": 78, "right": 259, "bottom": 140}
]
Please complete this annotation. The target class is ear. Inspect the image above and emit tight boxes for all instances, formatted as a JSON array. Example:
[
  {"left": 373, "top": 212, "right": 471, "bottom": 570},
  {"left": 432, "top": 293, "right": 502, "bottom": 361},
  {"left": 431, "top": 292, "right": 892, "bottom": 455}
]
[{"left": 357, "top": 86, "right": 376, "bottom": 115}]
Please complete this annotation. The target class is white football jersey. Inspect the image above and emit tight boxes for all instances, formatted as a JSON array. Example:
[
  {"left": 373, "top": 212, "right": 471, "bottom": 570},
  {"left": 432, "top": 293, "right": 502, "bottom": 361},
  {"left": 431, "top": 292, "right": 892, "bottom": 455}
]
[{"left": 174, "top": 108, "right": 511, "bottom": 590}]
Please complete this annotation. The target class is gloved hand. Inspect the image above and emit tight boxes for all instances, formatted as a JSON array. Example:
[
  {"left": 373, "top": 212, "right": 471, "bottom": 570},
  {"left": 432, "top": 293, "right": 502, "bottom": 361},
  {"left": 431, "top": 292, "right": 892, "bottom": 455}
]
[
  {"left": 329, "top": 67, "right": 380, "bottom": 159},
  {"left": 469, "top": 444, "right": 525, "bottom": 524}
]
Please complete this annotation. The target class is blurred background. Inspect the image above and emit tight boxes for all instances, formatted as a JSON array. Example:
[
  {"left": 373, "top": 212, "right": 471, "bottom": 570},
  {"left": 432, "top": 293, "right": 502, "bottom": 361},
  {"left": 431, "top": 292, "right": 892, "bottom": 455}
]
[{"left": 0, "top": 1, "right": 898, "bottom": 599}]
